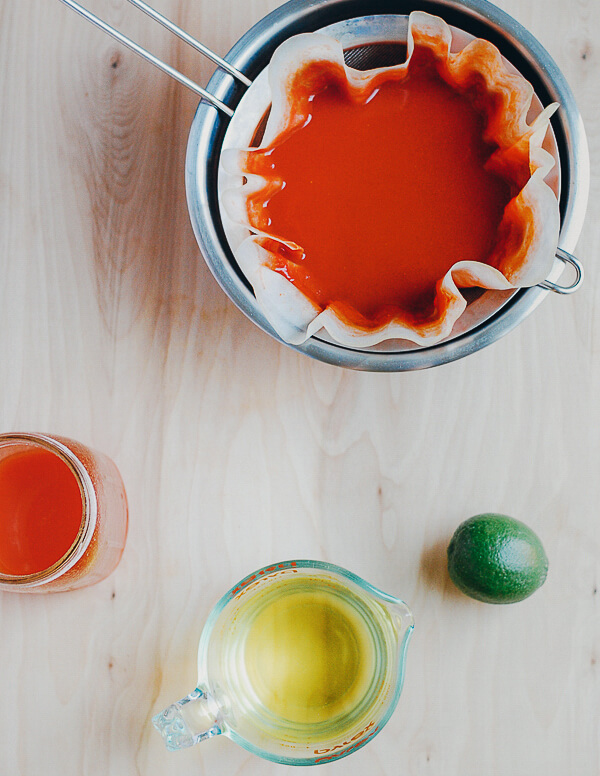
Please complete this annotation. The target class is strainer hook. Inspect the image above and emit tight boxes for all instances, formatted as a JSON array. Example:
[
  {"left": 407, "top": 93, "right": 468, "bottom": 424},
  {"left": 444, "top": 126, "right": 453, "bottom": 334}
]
[{"left": 538, "top": 247, "right": 584, "bottom": 294}]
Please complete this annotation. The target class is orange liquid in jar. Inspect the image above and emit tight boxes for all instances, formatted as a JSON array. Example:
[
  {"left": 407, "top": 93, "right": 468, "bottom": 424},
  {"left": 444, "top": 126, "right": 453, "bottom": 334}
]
[
  {"left": 0, "top": 447, "right": 83, "bottom": 576},
  {"left": 246, "top": 62, "right": 512, "bottom": 326}
]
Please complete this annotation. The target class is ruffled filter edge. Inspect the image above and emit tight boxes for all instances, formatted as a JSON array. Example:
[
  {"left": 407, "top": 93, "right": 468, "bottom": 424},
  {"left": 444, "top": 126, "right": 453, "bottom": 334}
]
[{"left": 220, "top": 11, "right": 560, "bottom": 347}]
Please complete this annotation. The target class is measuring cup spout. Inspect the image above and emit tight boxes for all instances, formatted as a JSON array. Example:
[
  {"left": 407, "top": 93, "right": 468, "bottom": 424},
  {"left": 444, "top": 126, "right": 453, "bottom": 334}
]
[
  {"left": 389, "top": 599, "right": 414, "bottom": 635},
  {"left": 152, "top": 686, "right": 222, "bottom": 751}
]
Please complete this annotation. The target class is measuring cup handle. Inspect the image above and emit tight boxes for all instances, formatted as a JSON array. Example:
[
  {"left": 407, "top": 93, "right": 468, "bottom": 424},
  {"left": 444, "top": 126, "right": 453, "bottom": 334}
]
[{"left": 152, "top": 686, "right": 222, "bottom": 751}]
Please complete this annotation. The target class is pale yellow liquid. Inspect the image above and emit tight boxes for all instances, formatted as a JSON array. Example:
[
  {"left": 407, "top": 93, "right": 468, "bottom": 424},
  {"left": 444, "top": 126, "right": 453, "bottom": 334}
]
[{"left": 241, "top": 579, "right": 378, "bottom": 727}]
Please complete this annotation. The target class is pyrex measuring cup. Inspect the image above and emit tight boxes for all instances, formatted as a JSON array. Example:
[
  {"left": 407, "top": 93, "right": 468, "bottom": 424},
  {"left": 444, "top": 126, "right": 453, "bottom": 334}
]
[{"left": 153, "top": 560, "right": 414, "bottom": 765}]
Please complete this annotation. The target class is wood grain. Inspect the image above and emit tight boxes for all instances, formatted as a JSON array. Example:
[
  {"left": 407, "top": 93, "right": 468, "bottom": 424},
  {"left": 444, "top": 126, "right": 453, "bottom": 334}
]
[{"left": 0, "top": 0, "right": 598, "bottom": 774}]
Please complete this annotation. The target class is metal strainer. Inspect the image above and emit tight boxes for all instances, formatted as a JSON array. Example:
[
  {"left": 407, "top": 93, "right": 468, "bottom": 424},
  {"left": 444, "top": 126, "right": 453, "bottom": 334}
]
[{"left": 58, "top": 0, "right": 588, "bottom": 371}]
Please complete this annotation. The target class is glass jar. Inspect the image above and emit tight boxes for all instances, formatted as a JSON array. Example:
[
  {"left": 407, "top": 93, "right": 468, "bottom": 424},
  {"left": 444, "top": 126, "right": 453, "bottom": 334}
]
[{"left": 0, "top": 432, "right": 128, "bottom": 593}]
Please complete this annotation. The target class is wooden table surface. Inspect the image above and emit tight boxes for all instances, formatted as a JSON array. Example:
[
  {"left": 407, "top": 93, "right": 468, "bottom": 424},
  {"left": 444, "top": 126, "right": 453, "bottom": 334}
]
[{"left": 1, "top": 0, "right": 598, "bottom": 774}]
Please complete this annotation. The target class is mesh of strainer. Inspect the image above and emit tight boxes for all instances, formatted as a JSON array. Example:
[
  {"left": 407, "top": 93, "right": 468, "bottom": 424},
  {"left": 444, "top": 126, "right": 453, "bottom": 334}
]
[{"left": 343, "top": 42, "right": 408, "bottom": 70}]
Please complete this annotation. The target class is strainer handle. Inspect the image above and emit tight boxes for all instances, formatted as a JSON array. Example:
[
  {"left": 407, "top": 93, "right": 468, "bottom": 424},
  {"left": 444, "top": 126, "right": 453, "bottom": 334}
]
[
  {"left": 538, "top": 247, "right": 584, "bottom": 294},
  {"left": 58, "top": 0, "right": 251, "bottom": 117}
]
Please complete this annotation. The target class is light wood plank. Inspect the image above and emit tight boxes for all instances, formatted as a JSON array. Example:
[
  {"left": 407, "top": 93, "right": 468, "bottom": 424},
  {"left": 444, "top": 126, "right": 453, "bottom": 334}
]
[{"left": 0, "top": 0, "right": 598, "bottom": 774}]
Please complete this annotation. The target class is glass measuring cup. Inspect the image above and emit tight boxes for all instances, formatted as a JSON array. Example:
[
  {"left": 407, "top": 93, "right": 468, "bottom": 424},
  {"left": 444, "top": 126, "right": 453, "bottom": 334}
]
[{"left": 153, "top": 560, "right": 413, "bottom": 765}]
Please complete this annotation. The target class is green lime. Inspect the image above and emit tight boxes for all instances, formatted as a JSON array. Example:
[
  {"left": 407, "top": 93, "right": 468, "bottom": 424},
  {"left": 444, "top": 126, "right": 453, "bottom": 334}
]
[{"left": 447, "top": 513, "right": 548, "bottom": 604}]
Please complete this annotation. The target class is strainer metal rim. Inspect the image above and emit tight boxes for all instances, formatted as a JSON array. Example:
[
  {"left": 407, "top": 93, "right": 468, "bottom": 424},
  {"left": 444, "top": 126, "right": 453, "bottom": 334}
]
[{"left": 185, "top": 0, "right": 589, "bottom": 371}]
